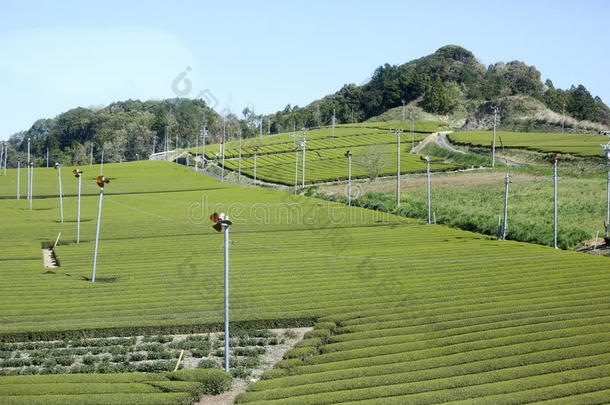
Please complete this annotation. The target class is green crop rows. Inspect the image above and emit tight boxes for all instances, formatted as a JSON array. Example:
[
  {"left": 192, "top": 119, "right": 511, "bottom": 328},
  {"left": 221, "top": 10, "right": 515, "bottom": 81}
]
[
  {"left": 198, "top": 122, "right": 449, "bottom": 184},
  {"left": 1, "top": 160, "right": 609, "bottom": 403},
  {"left": 448, "top": 131, "right": 608, "bottom": 157},
  {"left": 0, "top": 369, "right": 231, "bottom": 404}
]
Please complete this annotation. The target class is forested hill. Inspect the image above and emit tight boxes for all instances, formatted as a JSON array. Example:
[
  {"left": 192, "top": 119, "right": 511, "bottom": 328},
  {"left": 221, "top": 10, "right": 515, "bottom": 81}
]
[
  {"left": 266, "top": 45, "right": 610, "bottom": 132},
  {"left": 4, "top": 45, "right": 609, "bottom": 166}
]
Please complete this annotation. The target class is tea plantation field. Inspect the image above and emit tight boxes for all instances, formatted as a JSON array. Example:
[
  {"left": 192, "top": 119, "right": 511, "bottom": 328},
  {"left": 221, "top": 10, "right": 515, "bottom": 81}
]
[
  {"left": 1, "top": 161, "right": 609, "bottom": 403},
  {"left": 199, "top": 122, "right": 456, "bottom": 184},
  {"left": 448, "top": 131, "right": 609, "bottom": 157}
]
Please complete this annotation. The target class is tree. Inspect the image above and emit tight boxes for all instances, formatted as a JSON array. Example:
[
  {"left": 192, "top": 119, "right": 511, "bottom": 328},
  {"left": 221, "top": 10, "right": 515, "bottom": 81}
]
[
  {"left": 354, "top": 144, "right": 389, "bottom": 181},
  {"left": 422, "top": 76, "right": 457, "bottom": 114}
]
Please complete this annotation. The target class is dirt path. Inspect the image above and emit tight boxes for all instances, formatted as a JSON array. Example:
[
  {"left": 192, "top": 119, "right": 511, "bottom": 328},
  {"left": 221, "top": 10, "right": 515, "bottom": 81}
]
[{"left": 196, "top": 327, "right": 312, "bottom": 405}]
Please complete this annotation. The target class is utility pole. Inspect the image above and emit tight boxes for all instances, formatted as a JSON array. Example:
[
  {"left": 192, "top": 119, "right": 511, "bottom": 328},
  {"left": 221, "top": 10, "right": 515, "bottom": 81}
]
[
  {"left": 294, "top": 147, "right": 299, "bottom": 195},
  {"left": 300, "top": 129, "right": 307, "bottom": 187},
  {"left": 221, "top": 123, "right": 226, "bottom": 182},
  {"left": 502, "top": 172, "right": 511, "bottom": 240},
  {"left": 16, "top": 158, "right": 20, "bottom": 200},
  {"left": 259, "top": 117, "right": 263, "bottom": 139},
  {"left": 238, "top": 129, "right": 242, "bottom": 182},
  {"left": 201, "top": 126, "right": 208, "bottom": 169},
  {"left": 268, "top": 116, "right": 271, "bottom": 135},
  {"left": 351, "top": 106, "right": 354, "bottom": 123},
  {"left": 551, "top": 154, "right": 560, "bottom": 249},
  {"left": 46, "top": 148, "right": 49, "bottom": 168},
  {"left": 0, "top": 143, "right": 4, "bottom": 174},
  {"left": 54, "top": 163, "right": 64, "bottom": 223},
  {"left": 561, "top": 104, "right": 566, "bottom": 134},
  {"left": 4, "top": 144, "right": 7, "bottom": 175},
  {"left": 332, "top": 108, "right": 336, "bottom": 138},
  {"left": 252, "top": 147, "right": 258, "bottom": 186},
  {"left": 165, "top": 126, "right": 169, "bottom": 155},
  {"left": 28, "top": 161, "right": 33, "bottom": 211},
  {"left": 293, "top": 122, "right": 296, "bottom": 147},
  {"left": 100, "top": 150, "right": 104, "bottom": 175},
  {"left": 410, "top": 110, "right": 414, "bottom": 152},
  {"left": 92, "top": 176, "right": 110, "bottom": 282},
  {"left": 74, "top": 169, "right": 83, "bottom": 243},
  {"left": 195, "top": 132, "right": 198, "bottom": 166},
  {"left": 421, "top": 156, "right": 431, "bottom": 224},
  {"left": 390, "top": 129, "right": 402, "bottom": 206},
  {"left": 175, "top": 131, "right": 179, "bottom": 162},
  {"left": 492, "top": 106, "right": 499, "bottom": 168},
  {"left": 90, "top": 145, "right": 93, "bottom": 166},
  {"left": 606, "top": 171, "right": 610, "bottom": 238},
  {"left": 345, "top": 150, "right": 352, "bottom": 206},
  {"left": 209, "top": 213, "right": 233, "bottom": 372},
  {"left": 402, "top": 100, "right": 405, "bottom": 122},
  {"left": 27, "top": 138, "right": 31, "bottom": 202},
  {"left": 601, "top": 139, "right": 610, "bottom": 237}
]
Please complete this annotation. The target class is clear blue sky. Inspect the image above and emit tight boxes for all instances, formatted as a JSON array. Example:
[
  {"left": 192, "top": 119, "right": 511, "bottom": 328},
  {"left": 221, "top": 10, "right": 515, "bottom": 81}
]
[{"left": 1, "top": 0, "right": 609, "bottom": 139}]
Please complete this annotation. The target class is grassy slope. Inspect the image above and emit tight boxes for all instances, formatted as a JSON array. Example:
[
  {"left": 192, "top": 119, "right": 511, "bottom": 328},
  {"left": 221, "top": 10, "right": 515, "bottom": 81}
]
[{"left": 1, "top": 161, "right": 609, "bottom": 403}]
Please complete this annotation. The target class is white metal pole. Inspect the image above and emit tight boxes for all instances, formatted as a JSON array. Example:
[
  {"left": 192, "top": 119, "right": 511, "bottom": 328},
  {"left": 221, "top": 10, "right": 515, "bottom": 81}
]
[
  {"left": 554, "top": 160, "right": 558, "bottom": 249},
  {"left": 92, "top": 186, "right": 104, "bottom": 283},
  {"left": 410, "top": 111, "right": 414, "bottom": 152},
  {"left": 16, "top": 159, "right": 20, "bottom": 200},
  {"left": 606, "top": 171, "right": 610, "bottom": 237},
  {"left": 396, "top": 130, "right": 401, "bottom": 207},
  {"left": 332, "top": 108, "right": 335, "bottom": 138},
  {"left": 502, "top": 172, "right": 510, "bottom": 240},
  {"left": 426, "top": 158, "right": 431, "bottom": 224},
  {"left": 186, "top": 142, "right": 189, "bottom": 167},
  {"left": 561, "top": 104, "right": 565, "bottom": 135},
  {"left": 302, "top": 143, "right": 306, "bottom": 188},
  {"left": 195, "top": 134, "right": 198, "bottom": 166},
  {"left": 29, "top": 162, "right": 33, "bottom": 211},
  {"left": 221, "top": 126, "right": 225, "bottom": 182},
  {"left": 27, "top": 138, "right": 30, "bottom": 201},
  {"left": 238, "top": 133, "right": 242, "bottom": 182},
  {"left": 492, "top": 107, "right": 497, "bottom": 168},
  {"left": 175, "top": 132, "right": 179, "bottom": 162},
  {"left": 58, "top": 165, "right": 64, "bottom": 223},
  {"left": 202, "top": 129, "right": 207, "bottom": 169},
  {"left": 348, "top": 154, "right": 352, "bottom": 206},
  {"left": 294, "top": 149, "right": 299, "bottom": 194},
  {"left": 223, "top": 218, "right": 230, "bottom": 372},
  {"left": 77, "top": 174, "right": 81, "bottom": 243},
  {"left": 0, "top": 144, "right": 4, "bottom": 173},
  {"left": 3, "top": 144, "right": 7, "bottom": 175},
  {"left": 253, "top": 151, "right": 257, "bottom": 186}
]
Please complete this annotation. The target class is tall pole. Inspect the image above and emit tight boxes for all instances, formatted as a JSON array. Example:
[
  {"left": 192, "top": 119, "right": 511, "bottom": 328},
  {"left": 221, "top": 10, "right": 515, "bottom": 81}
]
[
  {"left": 391, "top": 129, "right": 402, "bottom": 206},
  {"left": 301, "top": 139, "right": 306, "bottom": 188},
  {"left": 195, "top": 133, "right": 198, "bottom": 165},
  {"left": 175, "top": 132, "right": 179, "bottom": 162},
  {"left": 402, "top": 100, "right": 405, "bottom": 122},
  {"left": 223, "top": 217, "right": 230, "bottom": 372},
  {"left": 253, "top": 150, "right": 257, "bottom": 186},
  {"left": 27, "top": 138, "right": 30, "bottom": 201},
  {"left": 268, "top": 117, "right": 270, "bottom": 135},
  {"left": 46, "top": 148, "right": 49, "bottom": 168},
  {"left": 332, "top": 108, "right": 335, "bottom": 138},
  {"left": 3, "top": 144, "right": 7, "bottom": 176},
  {"left": 16, "top": 159, "right": 20, "bottom": 200},
  {"left": 502, "top": 172, "right": 510, "bottom": 240},
  {"left": 0, "top": 144, "right": 4, "bottom": 174},
  {"left": 221, "top": 124, "right": 226, "bottom": 182},
  {"left": 424, "top": 156, "right": 431, "bottom": 224},
  {"left": 57, "top": 165, "right": 64, "bottom": 223},
  {"left": 29, "top": 162, "right": 33, "bottom": 211},
  {"left": 238, "top": 131, "right": 242, "bottom": 182},
  {"left": 90, "top": 145, "right": 93, "bottom": 166},
  {"left": 92, "top": 186, "right": 104, "bottom": 283},
  {"left": 410, "top": 110, "right": 414, "bottom": 152},
  {"left": 492, "top": 106, "right": 499, "bottom": 168},
  {"left": 553, "top": 158, "right": 558, "bottom": 249},
  {"left": 294, "top": 148, "right": 299, "bottom": 194},
  {"left": 561, "top": 104, "right": 565, "bottom": 135},
  {"left": 77, "top": 173, "right": 81, "bottom": 243},
  {"left": 346, "top": 151, "right": 352, "bottom": 206},
  {"left": 100, "top": 150, "right": 104, "bottom": 175},
  {"left": 606, "top": 171, "right": 610, "bottom": 238}
]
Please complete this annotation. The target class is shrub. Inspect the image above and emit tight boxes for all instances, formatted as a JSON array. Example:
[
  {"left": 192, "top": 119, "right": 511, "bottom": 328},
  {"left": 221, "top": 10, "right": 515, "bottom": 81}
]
[{"left": 168, "top": 369, "right": 232, "bottom": 395}]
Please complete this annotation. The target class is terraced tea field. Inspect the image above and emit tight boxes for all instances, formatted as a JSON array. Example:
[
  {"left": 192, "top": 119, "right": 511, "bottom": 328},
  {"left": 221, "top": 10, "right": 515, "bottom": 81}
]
[
  {"left": 199, "top": 122, "right": 453, "bottom": 184},
  {"left": 1, "top": 161, "right": 609, "bottom": 403},
  {"left": 448, "top": 131, "right": 609, "bottom": 157}
]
